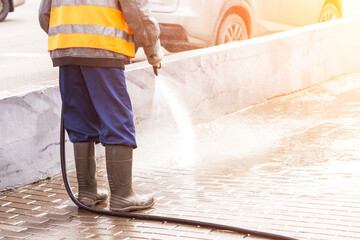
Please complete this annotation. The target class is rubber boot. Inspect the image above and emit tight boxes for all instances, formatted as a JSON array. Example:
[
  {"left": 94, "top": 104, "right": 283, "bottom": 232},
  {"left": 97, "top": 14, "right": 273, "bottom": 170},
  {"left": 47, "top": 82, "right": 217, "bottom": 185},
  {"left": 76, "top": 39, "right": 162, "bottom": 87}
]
[
  {"left": 105, "top": 145, "right": 155, "bottom": 212},
  {"left": 74, "top": 142, "right": 108, "bottom": 207}
]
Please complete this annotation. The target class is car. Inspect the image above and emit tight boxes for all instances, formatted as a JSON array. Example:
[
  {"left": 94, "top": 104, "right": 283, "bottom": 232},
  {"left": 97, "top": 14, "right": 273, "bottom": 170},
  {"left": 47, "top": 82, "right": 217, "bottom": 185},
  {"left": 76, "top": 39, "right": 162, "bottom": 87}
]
[
  {"left": 150, "top": 0, "right": 343, "bottom": 52},
  {"left": 0, "top": 0, "right": 25, "bottom": 22}
]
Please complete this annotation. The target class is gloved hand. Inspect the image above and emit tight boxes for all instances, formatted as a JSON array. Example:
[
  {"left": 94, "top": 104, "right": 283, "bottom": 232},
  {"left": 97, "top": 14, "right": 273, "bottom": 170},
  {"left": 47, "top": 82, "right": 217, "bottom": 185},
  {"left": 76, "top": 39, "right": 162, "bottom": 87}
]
[{"left": 147, "top": 45, "right": 164, "bottom": 67}]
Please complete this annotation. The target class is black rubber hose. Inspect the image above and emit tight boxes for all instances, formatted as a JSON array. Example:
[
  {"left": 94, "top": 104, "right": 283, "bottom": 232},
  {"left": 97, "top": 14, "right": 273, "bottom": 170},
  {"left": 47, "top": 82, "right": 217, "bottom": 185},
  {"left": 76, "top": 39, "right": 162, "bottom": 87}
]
[{"left": 60, "top": 108, "right": 299, "bottom": 240}]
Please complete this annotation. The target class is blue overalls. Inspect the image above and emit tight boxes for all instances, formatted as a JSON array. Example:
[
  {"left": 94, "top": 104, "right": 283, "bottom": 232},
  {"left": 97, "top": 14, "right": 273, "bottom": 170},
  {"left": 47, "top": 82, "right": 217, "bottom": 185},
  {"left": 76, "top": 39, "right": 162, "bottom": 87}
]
[{"left": 59, "top": 65, "right": 137, "bottom": 148}]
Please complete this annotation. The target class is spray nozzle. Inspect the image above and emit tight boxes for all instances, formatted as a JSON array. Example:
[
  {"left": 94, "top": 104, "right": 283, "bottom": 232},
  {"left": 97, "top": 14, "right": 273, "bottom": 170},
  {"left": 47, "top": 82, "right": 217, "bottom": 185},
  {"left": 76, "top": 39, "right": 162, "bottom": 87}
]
[{"left": 153, "top": 63, "right": 161, "bottom": 76}]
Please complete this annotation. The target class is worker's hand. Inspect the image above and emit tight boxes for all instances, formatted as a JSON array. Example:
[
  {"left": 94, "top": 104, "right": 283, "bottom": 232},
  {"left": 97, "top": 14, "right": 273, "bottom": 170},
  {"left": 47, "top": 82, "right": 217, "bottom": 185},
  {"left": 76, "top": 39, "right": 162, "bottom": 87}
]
[{"left": 148, "top": 47, "right": 164, "bottom": 67}]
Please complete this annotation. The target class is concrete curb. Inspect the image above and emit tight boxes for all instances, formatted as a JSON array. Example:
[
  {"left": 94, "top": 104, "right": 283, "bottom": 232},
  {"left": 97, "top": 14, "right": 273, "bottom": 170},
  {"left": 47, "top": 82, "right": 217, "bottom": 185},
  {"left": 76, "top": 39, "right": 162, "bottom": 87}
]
[{"left": 1, "top": 18, "right": 360, "bottom": 190}]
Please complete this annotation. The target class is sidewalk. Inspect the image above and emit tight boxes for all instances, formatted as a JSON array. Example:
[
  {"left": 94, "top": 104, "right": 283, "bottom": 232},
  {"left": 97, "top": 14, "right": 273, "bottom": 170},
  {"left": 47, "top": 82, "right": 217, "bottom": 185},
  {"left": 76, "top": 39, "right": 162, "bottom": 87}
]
[{"left": 1, "top": 72, "right": 360, "bottom": 240}]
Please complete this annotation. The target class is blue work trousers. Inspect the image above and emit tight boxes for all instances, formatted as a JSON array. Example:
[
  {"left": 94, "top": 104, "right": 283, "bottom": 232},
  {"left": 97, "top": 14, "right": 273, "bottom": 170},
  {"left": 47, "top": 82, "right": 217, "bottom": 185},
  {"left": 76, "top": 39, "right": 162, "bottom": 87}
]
[{"left": 59, "top": 65, "right": 137, "bottom": 148}]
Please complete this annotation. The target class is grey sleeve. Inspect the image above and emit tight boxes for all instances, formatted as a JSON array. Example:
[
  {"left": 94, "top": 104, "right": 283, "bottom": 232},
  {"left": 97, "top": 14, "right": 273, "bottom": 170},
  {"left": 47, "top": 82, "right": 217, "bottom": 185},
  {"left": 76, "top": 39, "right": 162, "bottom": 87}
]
[
  {"left": 38, "top": 0, "right": 52, "bottom": 34},
  {"left": 118, "top": 0, "right": 161, "bottom": 58}
]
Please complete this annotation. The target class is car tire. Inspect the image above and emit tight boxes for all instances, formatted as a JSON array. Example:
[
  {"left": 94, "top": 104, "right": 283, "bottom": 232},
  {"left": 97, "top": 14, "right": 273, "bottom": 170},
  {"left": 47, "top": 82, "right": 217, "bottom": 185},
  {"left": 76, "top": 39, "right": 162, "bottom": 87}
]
[
  {"left": 216, "top": 14, "right": 248, "bottom": 45},
  {"left": 0, "top": 0, "right": 10, "bottom": 22},
  {"left": 319, "top": 3, "right": 340, "bottom": 23}
]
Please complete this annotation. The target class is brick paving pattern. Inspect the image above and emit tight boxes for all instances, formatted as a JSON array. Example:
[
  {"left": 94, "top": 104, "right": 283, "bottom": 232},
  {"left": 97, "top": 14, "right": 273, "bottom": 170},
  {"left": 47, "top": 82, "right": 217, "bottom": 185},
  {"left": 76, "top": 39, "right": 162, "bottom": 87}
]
[{"left": 1, "top": 72, "right": 360, "bottom": 239}]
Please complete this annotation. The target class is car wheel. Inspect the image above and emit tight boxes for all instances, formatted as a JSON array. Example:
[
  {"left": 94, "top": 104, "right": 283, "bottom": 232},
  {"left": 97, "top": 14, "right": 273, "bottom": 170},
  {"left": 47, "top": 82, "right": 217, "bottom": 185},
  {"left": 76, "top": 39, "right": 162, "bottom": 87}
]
[
  {"left": 0, "top": 0, "right": 10, "bottom": 22},
  {"left": 319, "top": 3, "right": 340, "bottom": 23},
  {"left": 216, "top": 14, "right": 248, "bottom": 45}
]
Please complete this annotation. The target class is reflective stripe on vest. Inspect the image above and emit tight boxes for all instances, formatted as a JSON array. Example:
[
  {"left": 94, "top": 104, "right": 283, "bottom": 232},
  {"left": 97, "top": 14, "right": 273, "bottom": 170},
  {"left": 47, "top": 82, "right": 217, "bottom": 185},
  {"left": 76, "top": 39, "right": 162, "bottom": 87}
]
[{"left": 48, "top": 0, "right": 135, "bottom": 57}]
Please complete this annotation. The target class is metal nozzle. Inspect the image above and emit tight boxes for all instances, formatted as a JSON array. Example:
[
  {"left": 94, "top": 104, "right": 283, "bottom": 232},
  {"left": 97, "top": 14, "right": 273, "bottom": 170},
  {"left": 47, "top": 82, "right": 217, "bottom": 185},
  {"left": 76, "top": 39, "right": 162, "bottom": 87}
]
[{"left": 153, "top": 63, "right": 161, "bottom": 76}]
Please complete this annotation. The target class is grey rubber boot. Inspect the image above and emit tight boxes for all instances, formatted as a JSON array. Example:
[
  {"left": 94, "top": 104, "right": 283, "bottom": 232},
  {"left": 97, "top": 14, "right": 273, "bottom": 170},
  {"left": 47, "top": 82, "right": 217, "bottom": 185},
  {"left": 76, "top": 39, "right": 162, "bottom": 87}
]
[
  {"left": 105, "top": 145, "right": 155, "bottom": 212},
  {"left": 74, "top": 142, "right": 108, "bottom": 207}
]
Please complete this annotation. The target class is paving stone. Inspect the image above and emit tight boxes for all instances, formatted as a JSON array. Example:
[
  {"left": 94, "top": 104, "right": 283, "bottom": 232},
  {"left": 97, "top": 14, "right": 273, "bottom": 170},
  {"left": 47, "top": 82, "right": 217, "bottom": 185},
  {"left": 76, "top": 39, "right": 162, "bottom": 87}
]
[
  {"left": 0, "top": 223, "right": 28, "bottom": 233},
  {"left": 0, "top": 229, "right": 31, "bottom": 238},
  {"left": 0, "top": 216, "right": 24, "bottom": 226},
  {"left": 10, "top": 214, "right": 49, "bottom": 224}
]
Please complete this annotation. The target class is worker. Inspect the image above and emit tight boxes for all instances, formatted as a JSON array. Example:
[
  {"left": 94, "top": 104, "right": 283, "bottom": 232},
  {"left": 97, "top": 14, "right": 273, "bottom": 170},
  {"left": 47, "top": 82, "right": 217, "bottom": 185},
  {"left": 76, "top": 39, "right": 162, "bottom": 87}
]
[{"left": 38, "top": 0, "right": 163, "bottom": 212}]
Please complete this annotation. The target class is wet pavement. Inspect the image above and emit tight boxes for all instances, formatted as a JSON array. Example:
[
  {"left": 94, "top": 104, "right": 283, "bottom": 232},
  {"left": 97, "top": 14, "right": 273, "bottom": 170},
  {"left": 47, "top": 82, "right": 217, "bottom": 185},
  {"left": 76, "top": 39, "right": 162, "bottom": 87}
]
[{"left": 1, "top": 72, "right": 360, "bottom": 239}]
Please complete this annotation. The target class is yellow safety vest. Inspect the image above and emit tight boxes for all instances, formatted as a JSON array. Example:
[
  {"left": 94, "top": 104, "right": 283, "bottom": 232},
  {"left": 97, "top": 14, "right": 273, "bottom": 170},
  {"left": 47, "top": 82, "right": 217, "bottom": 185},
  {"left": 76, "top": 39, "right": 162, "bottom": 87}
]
[{"left": 48, "top": 0, "right": 135, "bottom": 58}]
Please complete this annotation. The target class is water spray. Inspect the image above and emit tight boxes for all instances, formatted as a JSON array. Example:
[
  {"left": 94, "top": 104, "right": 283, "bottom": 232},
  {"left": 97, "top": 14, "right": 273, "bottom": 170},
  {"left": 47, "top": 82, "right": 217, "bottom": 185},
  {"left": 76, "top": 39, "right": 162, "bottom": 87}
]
[{"left": 59, "top": 64, "right": 299, "bottom": 240}]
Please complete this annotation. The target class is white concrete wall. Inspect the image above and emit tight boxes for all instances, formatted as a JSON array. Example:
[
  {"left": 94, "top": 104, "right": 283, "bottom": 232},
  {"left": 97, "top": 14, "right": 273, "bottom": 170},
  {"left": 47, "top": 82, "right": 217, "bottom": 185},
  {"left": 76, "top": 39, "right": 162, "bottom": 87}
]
[
  {"left": 145, "top": 17, "right": 360, "bottom": 124},
  {"left": 1, "top": 18, "right": 360, "bottom": 190}
]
